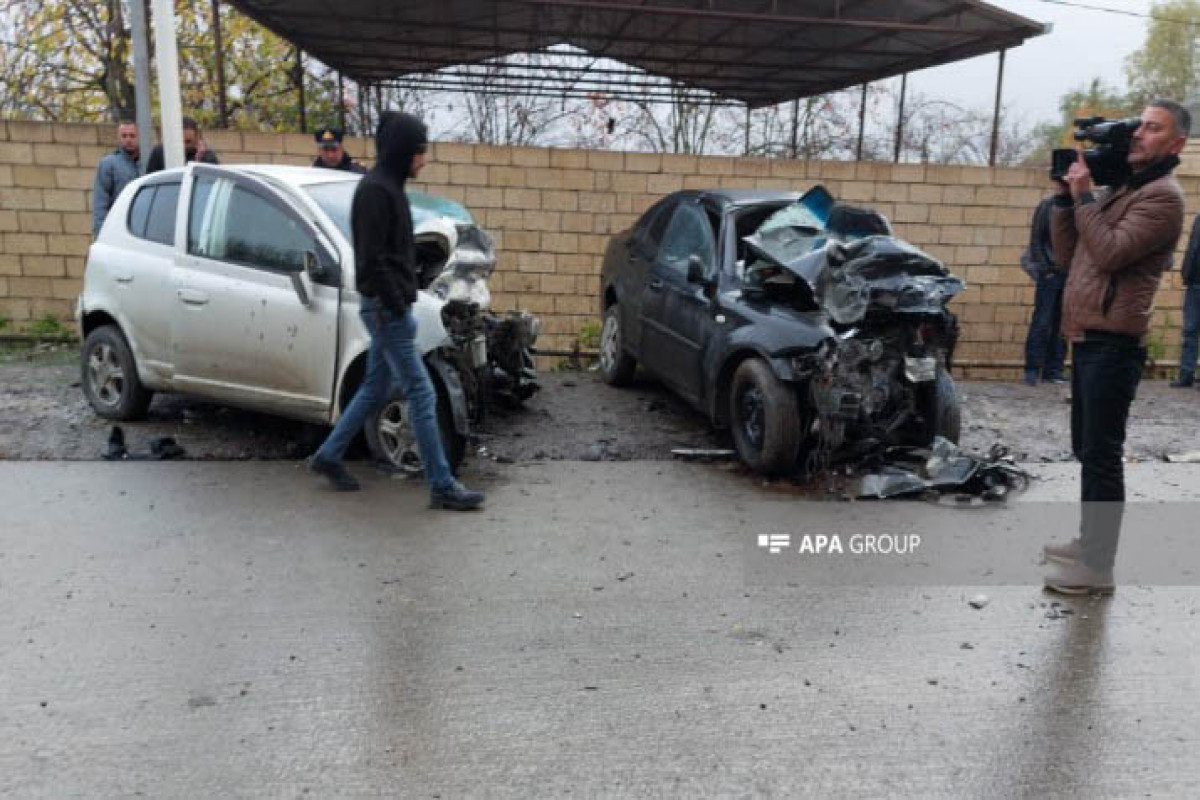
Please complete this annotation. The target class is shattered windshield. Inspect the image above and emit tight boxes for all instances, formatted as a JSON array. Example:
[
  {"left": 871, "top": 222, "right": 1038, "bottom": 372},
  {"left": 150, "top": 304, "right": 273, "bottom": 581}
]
[{"left": 302, "top": 182, "right": 475, "bottom": 242}]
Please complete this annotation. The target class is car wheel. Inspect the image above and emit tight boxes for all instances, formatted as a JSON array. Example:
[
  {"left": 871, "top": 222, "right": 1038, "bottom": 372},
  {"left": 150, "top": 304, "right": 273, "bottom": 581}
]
[
  {"left": 598, "top": 304, "right": 637, "bottom": 386},
  {"left": 916, "top": 365, "right": 962, "bottom": 445},
  {"left": 81, "top": 325, "right": 152, "bottom": 420},
  {"left": 729, "top": 358, "right": 801, "bottom": 475},
  {"left": 365, "top": 379, "right": 465, "bottom": 476}
]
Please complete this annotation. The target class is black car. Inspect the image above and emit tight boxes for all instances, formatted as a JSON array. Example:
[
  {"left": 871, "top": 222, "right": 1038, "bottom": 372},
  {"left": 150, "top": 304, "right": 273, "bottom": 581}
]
[{"left": 599, "top": 186, "right": 964, "bottom": 475}]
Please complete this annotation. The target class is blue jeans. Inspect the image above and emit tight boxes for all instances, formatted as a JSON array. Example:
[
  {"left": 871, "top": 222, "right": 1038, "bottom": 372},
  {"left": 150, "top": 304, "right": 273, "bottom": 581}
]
[
  {"left": 315, "top": 297, "right": 454, "bottom": 492},
  {"left": 1180, "top": 284, "right": 1200, "bottom": 377},
  {"left": 1024, "top": 269, "right": 1067, "bottom": 379},
  {"left": 1070, "top": 333, "right": 1146, "bottom": 571}
]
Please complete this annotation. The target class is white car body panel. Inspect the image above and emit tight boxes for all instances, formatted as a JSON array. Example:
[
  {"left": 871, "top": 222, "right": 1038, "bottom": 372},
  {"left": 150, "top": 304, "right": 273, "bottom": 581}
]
[{"left": 77, "top": 163, "right": 456, "bottom": 426}]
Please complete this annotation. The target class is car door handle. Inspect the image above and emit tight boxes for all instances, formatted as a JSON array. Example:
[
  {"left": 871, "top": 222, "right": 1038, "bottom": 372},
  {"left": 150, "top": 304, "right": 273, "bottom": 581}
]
[
  {"left": 648, "top": 279, "right": 664, "bottom": 291},
  {"left": 178, "top": 289, "right": 209, "bottom": 306}
]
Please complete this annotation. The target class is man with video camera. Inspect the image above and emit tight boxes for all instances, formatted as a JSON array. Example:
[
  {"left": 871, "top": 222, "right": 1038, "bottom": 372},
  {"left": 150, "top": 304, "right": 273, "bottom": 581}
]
[{"left": 1042, "top": 99, "right": 1189, "bottom": 595}]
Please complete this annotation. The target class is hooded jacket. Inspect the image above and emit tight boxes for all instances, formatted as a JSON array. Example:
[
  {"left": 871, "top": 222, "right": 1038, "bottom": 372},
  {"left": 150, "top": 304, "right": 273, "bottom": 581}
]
[
  {"left": 351, "top": 112, "right": 427, "bottom": 314},
  {"left": 1050, "top": 155, "right": 1185, "bottom": 342}
]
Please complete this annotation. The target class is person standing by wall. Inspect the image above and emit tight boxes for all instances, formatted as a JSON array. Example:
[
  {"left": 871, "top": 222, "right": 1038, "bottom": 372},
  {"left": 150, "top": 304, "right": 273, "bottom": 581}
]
[
  {"left": 1021, "top": 182, "right": 1068, "bottom": 385},
  {"left": 1170, "top": 214, "right": 1200, "bottom": 388},
  {"left": 1042, "top": 100, "right": 1189, "bottom": 595},
  {"left": 312, "top": 126, "right": 367, "bottom": 173},
  {"left": 307, "top": 111, "right": 484, "bottom": 511},
  {"left": 145, "top": 117, "right": 219, "bottom": 174},
  {"left": 91, "top": 118, "right": 140, "bottom": 237}
]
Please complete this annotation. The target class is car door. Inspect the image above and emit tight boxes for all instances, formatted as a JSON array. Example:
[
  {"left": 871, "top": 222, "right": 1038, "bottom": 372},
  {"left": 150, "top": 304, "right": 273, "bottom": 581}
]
[
  {"left": 619, "top": 198, "right": 674, "bottom": 358},
  {"left": 111, "top": 178, "right": 182, "bottom": 383},
  {"left": 170, "top": 166, "right": 340, "bottom": 422},
  {"left": 639, "top": 200, "right": 720, "bottom": 403}
]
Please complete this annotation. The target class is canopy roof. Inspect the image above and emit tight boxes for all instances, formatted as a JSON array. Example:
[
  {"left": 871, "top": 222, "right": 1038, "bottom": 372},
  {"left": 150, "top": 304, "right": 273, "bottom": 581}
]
[{"left": 227, "top": 0, "right": 1047, "bottom": 109}]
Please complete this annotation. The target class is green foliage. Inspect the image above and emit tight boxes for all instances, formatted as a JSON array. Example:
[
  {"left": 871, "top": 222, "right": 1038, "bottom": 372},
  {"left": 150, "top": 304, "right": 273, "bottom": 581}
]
[
  {"left": 0, "top": 312, "right": 9, "bottom": 331},
  {"left": 27, "top": 314, "right": 68, "bottom": 338},
  {"left": 1125, "top": 0, "right": 1200, "bottom": 107},
  {"left": 1146, "top": 332, "right": 1168, "bottom": 363},
  {"left": 576, "top": 319, "right": 602, "bottom": 351},
  {"left": 1021, "top": 79, "right": 1137, "bottom": 168}
]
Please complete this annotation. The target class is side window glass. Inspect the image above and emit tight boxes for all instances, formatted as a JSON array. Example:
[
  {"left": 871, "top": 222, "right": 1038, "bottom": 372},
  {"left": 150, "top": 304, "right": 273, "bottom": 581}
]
[
  {"left": 187, "top": 174, "right": 219, "bottom": 258},
  {"left": 144, "top": 182, "right": 180, "bottom": 247},
  {"left": 127, "top": 186, "right": 155, "bottom": 239},
  {"left": 221, "top": 184, "right": 315, "bottom": 271},
  {"left": 657, "top": 203, "right": 716, "bottom": 277},
  {"left": 641, "top": 200, "right": 676, "bottom": 252}
]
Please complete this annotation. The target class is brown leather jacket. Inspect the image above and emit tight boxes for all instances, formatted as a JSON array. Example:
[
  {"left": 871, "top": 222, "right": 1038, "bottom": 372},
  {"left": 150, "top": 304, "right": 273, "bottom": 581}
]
[{"left": 1050, "top": 162, "right": 1184, "bottom": 342}]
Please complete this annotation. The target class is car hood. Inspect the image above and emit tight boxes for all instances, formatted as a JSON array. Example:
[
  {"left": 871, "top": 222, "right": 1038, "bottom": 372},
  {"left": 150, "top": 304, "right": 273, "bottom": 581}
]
[{"left": 742, "top": 228, "right": 965, "bottom": 325}]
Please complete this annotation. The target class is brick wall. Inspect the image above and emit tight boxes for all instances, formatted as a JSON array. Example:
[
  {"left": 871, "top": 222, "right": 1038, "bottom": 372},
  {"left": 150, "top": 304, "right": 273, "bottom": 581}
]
[{"left": 3, "top": 119, "right": 1198, "bottom": 379}]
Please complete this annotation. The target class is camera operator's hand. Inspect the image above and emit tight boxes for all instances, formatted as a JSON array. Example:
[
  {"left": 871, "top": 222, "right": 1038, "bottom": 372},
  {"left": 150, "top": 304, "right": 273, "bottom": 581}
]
[{"left": 1065, "top": 148, "right": 1094, "bottom": 201}]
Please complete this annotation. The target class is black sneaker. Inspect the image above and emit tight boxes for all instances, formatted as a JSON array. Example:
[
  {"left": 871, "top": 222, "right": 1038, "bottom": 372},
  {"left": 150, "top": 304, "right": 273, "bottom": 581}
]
[
  {"left": 308, "top": 456, "right": 361, "bottom": 491},
  {"left": 430, "top": 482, "right": 485, "bottom": 511}
]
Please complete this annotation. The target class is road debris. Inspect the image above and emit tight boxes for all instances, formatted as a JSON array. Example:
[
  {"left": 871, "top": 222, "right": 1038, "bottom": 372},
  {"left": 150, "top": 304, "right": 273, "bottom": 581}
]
[
  {"left": 968, "top": 594, "right": 990, "bottom": 609},
  {"left": 855, "top": 438, "right": 1031, "bottom": 501},
  {"left": 101, "top": 426, "right": 188, "bottom": 461},
  {"left": 1164, "top": 450, "right": 1200, "bottom": 463},
  {"left": 671, "top": 448, "right": 737, "bottom": 461}
]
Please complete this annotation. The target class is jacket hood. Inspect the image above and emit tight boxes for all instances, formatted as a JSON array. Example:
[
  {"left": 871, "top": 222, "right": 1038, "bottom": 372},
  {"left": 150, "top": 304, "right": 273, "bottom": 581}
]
[{"left": 375, "top": 111, "right": 428, "bottom": 184}]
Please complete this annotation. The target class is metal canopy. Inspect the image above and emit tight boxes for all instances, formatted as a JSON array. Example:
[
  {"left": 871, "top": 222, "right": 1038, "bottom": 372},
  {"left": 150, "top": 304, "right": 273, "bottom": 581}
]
[{"left": 226, "top": 0, "right": 1047, "bottom": 109}]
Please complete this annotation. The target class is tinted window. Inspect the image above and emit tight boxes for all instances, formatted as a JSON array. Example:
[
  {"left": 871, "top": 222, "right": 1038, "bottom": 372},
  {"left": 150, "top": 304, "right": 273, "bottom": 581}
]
[
  {"left": 127, "top": 186, "right": 154, "bottom": 238},
  {"left": 657, "top": 203, "right": 716, "bottom": 276},
  {"left": 221, "top": 185, "right": 314, "bottom": 270},
  {"left": 640, "top": 199, "right": 676, "bottom": 251},
  {"left": 144, "top": 182, "right": 180, "bottom": 246}
]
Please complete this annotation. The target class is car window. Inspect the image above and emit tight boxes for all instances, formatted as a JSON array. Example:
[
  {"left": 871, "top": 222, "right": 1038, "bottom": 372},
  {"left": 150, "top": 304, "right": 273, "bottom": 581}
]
[
  {"left": 144, "top": 182, "right": 180, "bottom": 246},
  {"left": 640, "top": 199, "right": 676, "bottom": 251},
  {"left": 189, "top": 176, "right": 315, "bottom": 271},
  {"left": 187, "top": 174, "right": 219, "bottom": 257},
  {"left": 127, "top": 186, "right": 154, "bottom": 238},
  {"left": 656, "top": 203, "right": 716, "bottom": 277}
]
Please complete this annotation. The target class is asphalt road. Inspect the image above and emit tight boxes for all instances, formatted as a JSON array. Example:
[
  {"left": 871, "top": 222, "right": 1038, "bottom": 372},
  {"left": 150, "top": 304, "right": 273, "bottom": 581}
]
[{"left": 3, "top": 459, "right": 1200, "bottom": 798}]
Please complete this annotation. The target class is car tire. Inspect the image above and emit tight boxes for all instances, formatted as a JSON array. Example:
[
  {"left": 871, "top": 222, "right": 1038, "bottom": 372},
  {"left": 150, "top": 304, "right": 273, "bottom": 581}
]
[
  {"left": 81, "top": 324, "right": 153, "bottom": 420},
  {"left": 598, "top": 304, "right": 637, "bottom": 386},
  {"left": 916, "top": 365, "right": 962, "bottom": 445},
  {"left": 729, "top": 358, "right": 801, "bottom": 475},
  {"left": 365, "top": 376, "right": 465, "bottom": 477}
]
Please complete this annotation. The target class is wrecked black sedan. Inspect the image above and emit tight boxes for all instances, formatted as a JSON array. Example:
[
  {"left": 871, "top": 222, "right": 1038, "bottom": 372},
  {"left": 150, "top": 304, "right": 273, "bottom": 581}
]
[{"left": 599, "top": 186, "right": 964, "bottom": 475}]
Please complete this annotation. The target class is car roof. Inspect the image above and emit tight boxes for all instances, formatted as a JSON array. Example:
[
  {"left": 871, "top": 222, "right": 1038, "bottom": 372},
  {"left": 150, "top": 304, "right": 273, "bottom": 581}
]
[
  {"left": 690, "top": 188, "right": 803, "bottom": 207},
  {"left": 150, "top": 164, "right": 360, "bottom": 187}
]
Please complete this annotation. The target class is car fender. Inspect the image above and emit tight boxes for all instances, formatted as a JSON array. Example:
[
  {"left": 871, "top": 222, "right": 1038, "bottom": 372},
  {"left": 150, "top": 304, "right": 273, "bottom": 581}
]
[
  {"left": 76, "top": 295, "right": 165, "bottom": 391},
  {"left": 425, "top": 352, "right": 471, "bottom": 437}
]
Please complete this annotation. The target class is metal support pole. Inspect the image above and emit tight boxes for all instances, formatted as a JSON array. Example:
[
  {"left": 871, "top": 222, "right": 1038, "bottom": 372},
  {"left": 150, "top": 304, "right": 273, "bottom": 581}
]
[
  {"left": 990, "top": 48, "right": 1007, "bottom": 167},
  {"left": 337, "top": 73, "right": 347, "bottom": 132},
  {"left": 790, "top": 98, "right": 800, "bottom": 159},
  {"left": 128, "top": 0, "right": 155, "bottom": 173},
  {"left": 894, "top": 72, "right": 907, "bottom": 163},
  {"left": 212, "top": 0, "right": 228, "bottom": 128},
  {"left": 856, "top": 83, "right": 868, "bottom": 161},
  {"left": 151, "top": 0, "right": 184, "bottom": 169},
  {"left": 296, "top": 50, "right": 307, "bottom": 132}
]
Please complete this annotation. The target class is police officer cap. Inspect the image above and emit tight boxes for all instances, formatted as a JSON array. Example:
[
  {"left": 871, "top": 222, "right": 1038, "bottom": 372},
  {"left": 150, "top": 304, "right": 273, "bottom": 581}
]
[{"left": 314, "top": 126, "right": 344, "bottom": 147}]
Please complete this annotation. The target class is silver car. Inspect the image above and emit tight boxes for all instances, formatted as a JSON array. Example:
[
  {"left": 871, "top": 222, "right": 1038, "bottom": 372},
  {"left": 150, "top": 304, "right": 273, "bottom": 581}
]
[{"left": 76, "top": 163, "right": 505, "bottom": 470}]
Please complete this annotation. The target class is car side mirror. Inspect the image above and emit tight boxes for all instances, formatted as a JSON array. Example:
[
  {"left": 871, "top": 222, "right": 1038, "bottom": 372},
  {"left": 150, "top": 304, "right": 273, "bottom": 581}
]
[{"left": 303, "top": 250, "right": 325, "bottom": 282}]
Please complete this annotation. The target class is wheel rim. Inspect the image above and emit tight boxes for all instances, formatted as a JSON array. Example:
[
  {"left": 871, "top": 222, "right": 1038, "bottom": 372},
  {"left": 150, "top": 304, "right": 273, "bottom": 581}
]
[
  {"left": 87, "top": 343, "right": 125, "bottom": 409},
  {"left": 737, "top": 384, "right": 765, "bottom": 452},
  {"left": 599, "top": 313, "right": 620, "bottom": 373},
  {"left": 376, "top": 398, "right": 424, "bottom": 475}
]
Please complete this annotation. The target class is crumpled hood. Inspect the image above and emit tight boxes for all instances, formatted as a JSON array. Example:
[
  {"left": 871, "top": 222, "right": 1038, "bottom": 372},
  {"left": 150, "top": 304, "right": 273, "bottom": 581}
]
[
  {"left": 375, "top": 111, "right": 428, "bottom": 185},
  {"left": 743, "top": 231, "right": 965, "bottom": 325}
]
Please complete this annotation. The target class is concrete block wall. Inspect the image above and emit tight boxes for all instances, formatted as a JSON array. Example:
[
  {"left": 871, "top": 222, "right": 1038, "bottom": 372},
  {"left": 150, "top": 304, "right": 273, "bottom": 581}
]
[{"left": 3, "top": 120, "right": 1197, "bottom": 380}]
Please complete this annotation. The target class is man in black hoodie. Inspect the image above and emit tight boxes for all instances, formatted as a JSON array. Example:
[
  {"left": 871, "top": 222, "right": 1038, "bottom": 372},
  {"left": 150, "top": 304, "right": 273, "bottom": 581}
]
[{"left": 308, "top": 112, "right": 484, "bottom": 510}]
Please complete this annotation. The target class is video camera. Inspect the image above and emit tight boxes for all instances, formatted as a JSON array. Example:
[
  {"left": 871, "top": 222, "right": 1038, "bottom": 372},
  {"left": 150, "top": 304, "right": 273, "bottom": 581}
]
[{"left": 1050, "top": 116, "right": 1141, "bottom": 187}]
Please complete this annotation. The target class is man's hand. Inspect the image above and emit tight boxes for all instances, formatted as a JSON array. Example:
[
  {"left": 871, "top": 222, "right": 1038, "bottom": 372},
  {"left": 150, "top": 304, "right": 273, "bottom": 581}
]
[{"left": 1065, "top": 148, "right": 1093, "bottom": 201}]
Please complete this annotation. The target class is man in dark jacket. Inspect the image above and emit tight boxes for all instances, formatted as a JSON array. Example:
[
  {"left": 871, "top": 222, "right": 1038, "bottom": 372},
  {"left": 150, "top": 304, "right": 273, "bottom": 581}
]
[
  {"left": 145, "top": 117, "right": 219, "bottom": 173},
  {"left": 307, "top": 111, "right": 483, "bottom": 511},
  {"left": 312, "top": 125, "right": 367, "bottom": 173},
  {"left": 1021, "top": 184, "right": 1068, "bottom": 385},
  {"left": 1043, "top": 99, "right": 1188, "bottom": 594},
  {"left": 1170, "top": 214, "right": 1200, "bottom": 387}
]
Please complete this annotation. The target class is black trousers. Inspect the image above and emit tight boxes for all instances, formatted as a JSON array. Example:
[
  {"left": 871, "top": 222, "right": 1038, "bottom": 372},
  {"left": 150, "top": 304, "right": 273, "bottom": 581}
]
[{"left": 1070, "top": 333, "right": 1146, "bottom": 571}]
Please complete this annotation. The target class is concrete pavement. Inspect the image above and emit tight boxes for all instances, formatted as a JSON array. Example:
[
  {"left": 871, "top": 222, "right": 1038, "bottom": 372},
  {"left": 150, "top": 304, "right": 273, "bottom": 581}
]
[{"left": 2, "top": 460, "right": 1199, "bottom": 797}]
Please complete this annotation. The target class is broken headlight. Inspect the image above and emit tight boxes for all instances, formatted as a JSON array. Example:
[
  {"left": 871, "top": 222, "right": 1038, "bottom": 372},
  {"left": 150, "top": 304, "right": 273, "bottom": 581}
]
[{"left": 904, "top": 356, "right": 937, "bottom": 383}]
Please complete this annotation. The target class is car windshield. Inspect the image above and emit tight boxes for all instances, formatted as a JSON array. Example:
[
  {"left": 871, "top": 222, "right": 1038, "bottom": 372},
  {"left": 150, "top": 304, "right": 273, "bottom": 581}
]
[{"left": 303, "top": 181, "right": 476, "bottom": 242}]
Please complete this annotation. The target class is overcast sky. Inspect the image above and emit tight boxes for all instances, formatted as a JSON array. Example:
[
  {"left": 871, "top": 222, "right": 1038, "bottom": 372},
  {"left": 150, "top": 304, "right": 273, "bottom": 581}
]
[{"left": 902, "top": 0, "right": 1152, "bottom": 127}]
